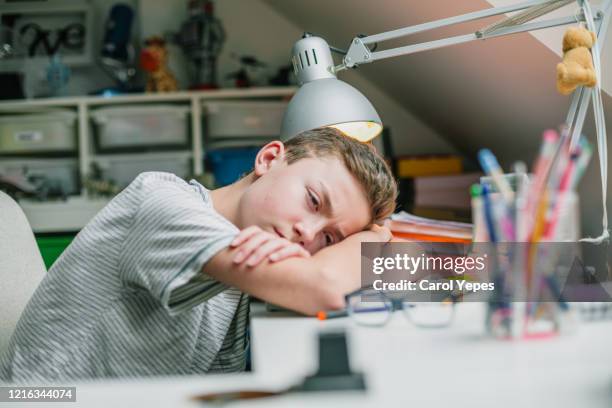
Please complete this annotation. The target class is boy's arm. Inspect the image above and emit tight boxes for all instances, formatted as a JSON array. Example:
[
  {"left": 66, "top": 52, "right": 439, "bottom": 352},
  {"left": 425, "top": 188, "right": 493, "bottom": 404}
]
[{"left": 202, "top": 226, "right": 391, "bottom": 316}]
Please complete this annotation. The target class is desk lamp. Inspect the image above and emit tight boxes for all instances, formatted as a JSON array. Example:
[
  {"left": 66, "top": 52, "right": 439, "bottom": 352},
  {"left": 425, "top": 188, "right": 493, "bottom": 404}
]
[
  {"left": 280, "top": 34, "right": 383, "bottom": 142},
  {"left": 281, "top": 0, "right": 610, "bottom": 243}
]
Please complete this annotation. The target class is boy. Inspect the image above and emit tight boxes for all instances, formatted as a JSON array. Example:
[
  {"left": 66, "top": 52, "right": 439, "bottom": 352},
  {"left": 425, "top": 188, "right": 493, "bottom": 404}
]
[{"left": 0, "top": 127, "right": 396, "bottom": 381}]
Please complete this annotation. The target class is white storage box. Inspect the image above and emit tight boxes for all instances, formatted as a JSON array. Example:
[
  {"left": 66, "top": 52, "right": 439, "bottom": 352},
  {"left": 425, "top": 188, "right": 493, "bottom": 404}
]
[
  {"left": 91, "top": 105, "right": 190, "bottom": 150},
  {"left": 204, "top": 101, "right": 288, "bottom": 138},
  {"left": 0, "top": 158, "right": 79, "bottom": 195},
  {"left": 94, "top": 153, "right": 192, "bottom": 188},
  {"left": 0, "top": 110, "right": 77, "bottom": 154}
]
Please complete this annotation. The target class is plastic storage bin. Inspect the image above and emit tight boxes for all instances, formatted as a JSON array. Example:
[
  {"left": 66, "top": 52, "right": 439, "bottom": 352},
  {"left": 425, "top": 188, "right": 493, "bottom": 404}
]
[
  {"left": 91, "top": 105, "right": 190, "bottom": 151},
  {"left": 0, "top": 158, "right": 79, "bottom": 195},
  {"left": 0, "top": 109, "right": 77, "bottom": 154},
  {"left": 206, "top": 147, "right": 259, "bottom": 187},
  {"left": 94, "top": 153, "right": 192, "bottom": 188},
  {"left": 204, "top": 101, "right": 288, "bottom": 138}
]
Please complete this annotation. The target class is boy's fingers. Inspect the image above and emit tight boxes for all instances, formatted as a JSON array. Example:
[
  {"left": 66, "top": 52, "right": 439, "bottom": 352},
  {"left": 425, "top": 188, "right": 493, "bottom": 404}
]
[
  {"left": 269, "top": 244, "right": 311, "bottom": 262},
  {"left": 233, "top": 232, "right": 273, "bottom": 263},
  {"left": 231, "top": 226, "right": 262, "bottom": 247},
  {"left": 244, "top": 239, "right": 288, "bottom": 267},
  {"left": 370, "top": 224, "right": 392, "bottom": 241},
  {"left": 381, "top": 227, "right": 392, "bottom": 241},
  {"left": 230, "top": 226, "right": 262, "bottom": 247}
]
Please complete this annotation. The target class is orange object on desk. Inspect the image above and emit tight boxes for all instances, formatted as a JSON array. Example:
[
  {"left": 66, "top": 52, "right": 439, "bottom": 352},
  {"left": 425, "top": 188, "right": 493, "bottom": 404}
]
[{"left": 391, "top": 231, "right": 471, "bottom": 244}]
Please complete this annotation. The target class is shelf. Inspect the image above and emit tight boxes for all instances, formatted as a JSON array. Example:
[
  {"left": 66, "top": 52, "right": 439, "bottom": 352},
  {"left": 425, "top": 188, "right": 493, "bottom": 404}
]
[
  {"left": 18, "top": 196, "right": 110, "bottom": 233},
  {"left": 90, "top": 150, "right": 192, "bottom": 159},
  {"left": 0, "top": 152, "right": 77, "bottom": 159},
  {"left": 0, "top": 87, "right": 297, "bottom": 110},
  {"left": 0, "top": 87, "right": 296, "bottom": 232}
]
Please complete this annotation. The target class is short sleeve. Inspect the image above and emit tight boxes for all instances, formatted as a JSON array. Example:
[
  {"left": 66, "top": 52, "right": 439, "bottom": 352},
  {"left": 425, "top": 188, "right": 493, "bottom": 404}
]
[{"left": 118, "top": 174, "right": 239, "bottom": 315}]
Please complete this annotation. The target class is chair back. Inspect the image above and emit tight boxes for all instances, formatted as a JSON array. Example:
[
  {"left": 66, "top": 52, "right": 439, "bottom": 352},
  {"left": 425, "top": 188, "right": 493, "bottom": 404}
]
[{"left": 0, "top": 191, "right": 46, "bottom": 354}]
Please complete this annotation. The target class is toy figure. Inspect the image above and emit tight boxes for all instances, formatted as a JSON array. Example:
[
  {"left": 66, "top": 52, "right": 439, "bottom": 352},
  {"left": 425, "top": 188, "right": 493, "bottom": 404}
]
[
  {"left": 174, "top": 0, "right": 225, "bottom": 89},
  {"left": 140, "top": 36, "right": 178, "bottom": 93},
  {"left": 556, "top": 26, "right": 597, "bottom": 95}
]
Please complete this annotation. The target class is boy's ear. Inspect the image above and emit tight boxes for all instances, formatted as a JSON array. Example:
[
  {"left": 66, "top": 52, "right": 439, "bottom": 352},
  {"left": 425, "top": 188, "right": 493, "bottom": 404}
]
[{"left": 254, "top": 141, "right": 285, "bottom": 176}]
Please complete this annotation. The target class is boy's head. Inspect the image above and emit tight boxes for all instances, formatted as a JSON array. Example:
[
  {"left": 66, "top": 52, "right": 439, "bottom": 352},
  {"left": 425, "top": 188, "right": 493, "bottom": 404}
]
[{"left": 235, "top": 127, "right": 397, "bottom": 254}]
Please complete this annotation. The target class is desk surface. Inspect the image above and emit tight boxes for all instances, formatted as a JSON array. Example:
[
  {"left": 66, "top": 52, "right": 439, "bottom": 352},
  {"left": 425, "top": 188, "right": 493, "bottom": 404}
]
[{"left": 23, "top": 303, "right": 612, "bottom": 408}]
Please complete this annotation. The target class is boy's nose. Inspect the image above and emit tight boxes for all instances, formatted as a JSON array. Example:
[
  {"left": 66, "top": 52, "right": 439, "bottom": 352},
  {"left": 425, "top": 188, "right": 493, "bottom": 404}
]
[{"left": 293, "top": 221, "right": 320, "bottom": 248}]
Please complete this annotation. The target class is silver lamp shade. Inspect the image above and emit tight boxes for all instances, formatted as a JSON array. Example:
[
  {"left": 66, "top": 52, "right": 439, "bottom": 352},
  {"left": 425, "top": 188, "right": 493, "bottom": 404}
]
[{"left": 280, "top": 35, "right": 382, "bottom": 142}]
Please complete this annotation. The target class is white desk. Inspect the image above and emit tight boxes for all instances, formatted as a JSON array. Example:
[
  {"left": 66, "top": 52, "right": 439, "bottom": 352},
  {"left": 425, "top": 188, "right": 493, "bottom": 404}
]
[{"left": 28, "top": 303, "right": 612, "bottom": 407}]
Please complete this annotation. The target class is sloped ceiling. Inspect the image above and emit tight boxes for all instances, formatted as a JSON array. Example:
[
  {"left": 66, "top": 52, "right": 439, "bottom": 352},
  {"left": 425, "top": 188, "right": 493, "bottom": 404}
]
[{"left": 264, "top": 0, "right": 611, "bottom": 237}]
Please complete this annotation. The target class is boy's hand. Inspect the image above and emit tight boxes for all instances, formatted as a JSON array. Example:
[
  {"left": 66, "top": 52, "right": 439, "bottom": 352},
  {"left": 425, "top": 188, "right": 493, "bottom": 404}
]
[
  {"left": 368, "top": 224, "right": 393, "bottom": 242},
  {"left": 230, "top": 226, "right": 311, "bottom": 267},
  {"left": 338, "top": 224, "right": 392, "bottom": 245}
]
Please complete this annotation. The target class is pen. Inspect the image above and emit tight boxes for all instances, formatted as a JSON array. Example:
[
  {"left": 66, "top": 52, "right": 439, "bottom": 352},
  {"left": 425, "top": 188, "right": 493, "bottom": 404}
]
[
  {"left": 525, "top": 130, "right": 558, "bottom": 238},
  {"left": 511, "top": 162, "right": 528, "bottom": 338},
  {"left": 478, "top": 148, "right": 514, "bottom": 205},
  {"left": 513, "top": 161, "right": 528, "bottom": 241},
  {"left": 317, "top": 310, "right": 348, "bottom": 320},
  {"left": 569, "top": 137, "right": 592, "bottom": 191},
  {"left": 478, "top": 149, "right": 516, "bottom": 240},
  {"left": 544, "top": 150, "right": 579, "bottom": 239},
  {"left": 470, "top": 184, "right": 488, "bottom": 242},
  {"left": 531, "top": 130, "right": 559, "bottom": 178},
  {"left": 481, "top": 183, "right": 511, "bottom": 316},
  {"left": 480, "top": 184, "right": 498, "bottom": 244}
]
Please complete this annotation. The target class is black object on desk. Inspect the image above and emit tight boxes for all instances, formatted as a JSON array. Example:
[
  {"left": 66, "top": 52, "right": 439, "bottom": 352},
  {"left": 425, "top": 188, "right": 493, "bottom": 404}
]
[
  {"left": 295, "top": 330, "right": 366, "bottom": 392},
  {"left": 192, "top": 330, "right": 365, "bottom": 403}
]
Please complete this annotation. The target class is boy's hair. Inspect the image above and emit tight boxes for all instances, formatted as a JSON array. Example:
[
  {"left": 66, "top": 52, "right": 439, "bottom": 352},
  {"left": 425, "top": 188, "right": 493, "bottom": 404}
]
[{"left": 284, "top": 127, "right": 397, "bottom": 224}]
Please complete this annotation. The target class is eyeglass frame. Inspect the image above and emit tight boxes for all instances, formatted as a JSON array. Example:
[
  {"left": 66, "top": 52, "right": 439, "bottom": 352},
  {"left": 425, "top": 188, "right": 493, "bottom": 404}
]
[{"left": 344, "top": 288, "right": 456, "bottom": 328}]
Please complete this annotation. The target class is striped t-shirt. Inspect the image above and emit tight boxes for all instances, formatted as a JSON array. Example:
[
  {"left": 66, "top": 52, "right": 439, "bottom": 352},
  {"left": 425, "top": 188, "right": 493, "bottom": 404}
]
[{"left": 0, "top": 172, "right": 249, "bottom": 382}]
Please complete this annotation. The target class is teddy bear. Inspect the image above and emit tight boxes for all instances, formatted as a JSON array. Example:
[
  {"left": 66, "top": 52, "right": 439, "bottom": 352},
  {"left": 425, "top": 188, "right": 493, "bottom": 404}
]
[
  {"left": 556, "top": 26, "right": 597, "bottom": 95},
  {"left": 140, "top": 36, "right": 178, "bottom": 93}
]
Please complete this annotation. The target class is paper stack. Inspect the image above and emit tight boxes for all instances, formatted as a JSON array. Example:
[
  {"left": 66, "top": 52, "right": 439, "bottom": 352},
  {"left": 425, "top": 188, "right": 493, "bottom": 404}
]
[{"left": 387, "top": 211, "right": 473, "bottom": 243}]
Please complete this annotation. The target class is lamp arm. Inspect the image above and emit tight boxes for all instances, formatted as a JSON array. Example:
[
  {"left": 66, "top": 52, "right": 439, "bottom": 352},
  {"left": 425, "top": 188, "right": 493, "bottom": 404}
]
[
  {"left": 359, "top": 0, "right": 553, "bottom": 45},
  {"left": 338, "top": 0, "right": 604, "bottom": 72}
]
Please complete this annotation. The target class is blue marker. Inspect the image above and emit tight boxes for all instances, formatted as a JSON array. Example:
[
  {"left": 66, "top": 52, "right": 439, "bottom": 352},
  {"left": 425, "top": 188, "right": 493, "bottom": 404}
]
[
  {"left": 481, "top": 184, "right": 498, "bottom": 243},
  {"left": 482, "top": 183, "right": 510, "bottom": 314}
]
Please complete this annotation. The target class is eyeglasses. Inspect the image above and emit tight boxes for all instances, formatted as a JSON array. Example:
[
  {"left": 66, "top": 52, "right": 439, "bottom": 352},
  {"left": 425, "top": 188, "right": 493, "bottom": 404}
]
[{"left": 345, "top": 288, "right": 455, "bottom": 328}]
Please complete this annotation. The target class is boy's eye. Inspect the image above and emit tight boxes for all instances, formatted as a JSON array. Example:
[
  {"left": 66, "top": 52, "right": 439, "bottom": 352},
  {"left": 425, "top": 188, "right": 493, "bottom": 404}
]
[
  {"left": 308, "top": 190, "right": 319, "bottom": 211},
  {"left": 324, "top": 232, "right": 334, "bottom": 246}
]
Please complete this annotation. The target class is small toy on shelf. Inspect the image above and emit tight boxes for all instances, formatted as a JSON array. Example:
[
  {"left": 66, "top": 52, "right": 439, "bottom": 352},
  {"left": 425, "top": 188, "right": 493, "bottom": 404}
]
[
  {"left": 556, "top": 26, "right": 597, "bottom": 95},
  {"left": 173, "top": 0, "right": 225, "bottom": 90},
  {"left": 269, "top": 64, "right": 296, "bottom": 86},
  {"left": 83, "top": 163, "right": 120, "bottom": 198},
  {"left": 96, "top": 4, "right": 140, "bottom": 95},
  {"left": 140, "top": 36, "right": 178, "bottom": 93},
  {"left": 46, "top": 54, "right": 71, "bottom": 96},
  {"left": 226, "top": 54, "right": 266, "bottom": 88}
]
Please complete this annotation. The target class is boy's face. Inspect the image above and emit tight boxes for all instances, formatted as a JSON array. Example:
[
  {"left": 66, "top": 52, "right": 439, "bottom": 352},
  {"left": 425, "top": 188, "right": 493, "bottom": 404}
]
[{"left": 236, "top": 142, "right": 371, "bottom": 254}]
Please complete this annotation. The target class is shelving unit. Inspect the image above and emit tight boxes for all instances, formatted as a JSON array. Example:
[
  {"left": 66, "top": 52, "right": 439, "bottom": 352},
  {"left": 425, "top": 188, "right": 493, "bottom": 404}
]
[{"left": 0, "top": 87, "right": 296, "bottom": 232}]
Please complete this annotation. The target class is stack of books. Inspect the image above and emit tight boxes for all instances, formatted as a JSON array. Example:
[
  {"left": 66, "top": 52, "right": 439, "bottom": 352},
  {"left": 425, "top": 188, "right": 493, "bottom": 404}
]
[
  {"left": 395, "top": 155, "right": 480, "bottom": 223},
  {"left": 396, "top": 155, "right": 463, "bottom": 178},
  {"left": 387, "top": 211, "right": 473, "bottom": 243},
  {"left": 411, "top": 172, "right": 482, "bottom": 222}
]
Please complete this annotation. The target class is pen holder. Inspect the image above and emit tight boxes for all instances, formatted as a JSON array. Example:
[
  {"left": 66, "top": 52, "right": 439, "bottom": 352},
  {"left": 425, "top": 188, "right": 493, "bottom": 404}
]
[
  {"left": 476, "top": 175, "right": 580, "bottom": 243},
  {"left": 484, "top": 241, "right": 581, "bottom": 340},
  {"left": 475, "top": 175, "right": 581, "bottom": 340}
]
